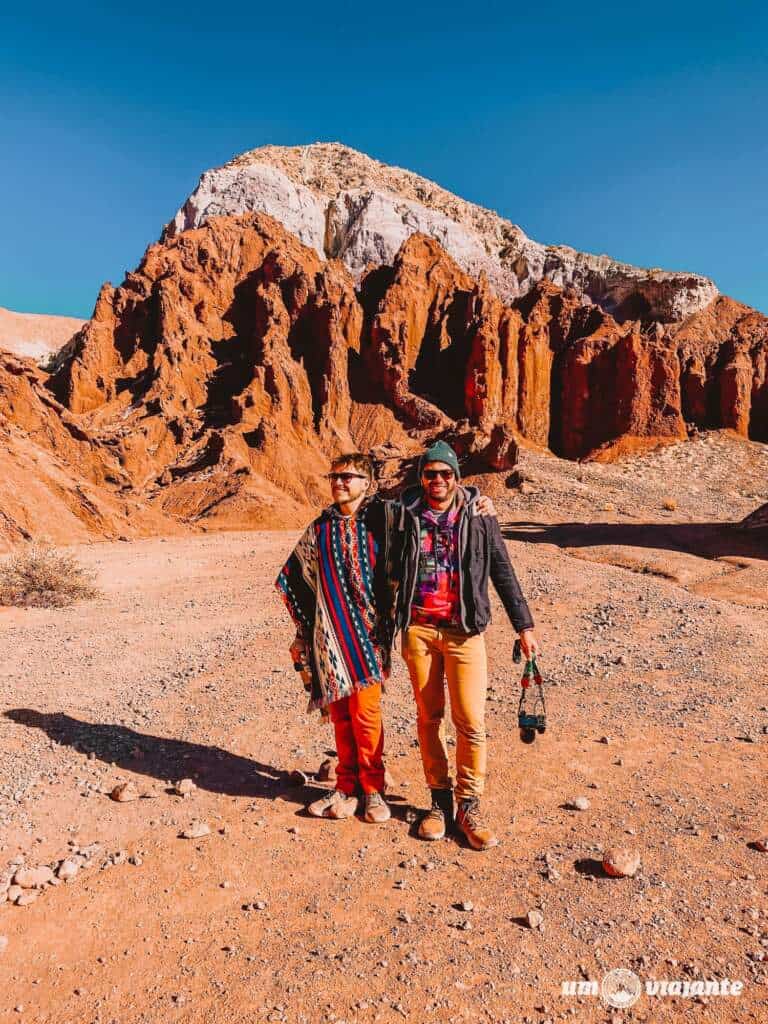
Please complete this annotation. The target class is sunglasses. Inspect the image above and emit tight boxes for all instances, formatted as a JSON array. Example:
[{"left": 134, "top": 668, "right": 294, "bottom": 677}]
[
  {"left": 326, "top": 472, "right": 369, "bottom": 483},
  {"left": 422, "top": 469, "right": 455, "bottom": 480}
]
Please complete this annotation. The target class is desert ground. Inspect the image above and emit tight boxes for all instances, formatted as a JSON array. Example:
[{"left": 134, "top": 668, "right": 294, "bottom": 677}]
[{"left": 1, "top": 432, "right": 767, "bottom": 1024}]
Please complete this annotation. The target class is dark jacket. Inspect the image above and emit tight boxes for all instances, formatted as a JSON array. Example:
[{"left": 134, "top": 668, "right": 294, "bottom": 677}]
[{"left": 395, "top": 485, "right": 534, "bottom": 636}]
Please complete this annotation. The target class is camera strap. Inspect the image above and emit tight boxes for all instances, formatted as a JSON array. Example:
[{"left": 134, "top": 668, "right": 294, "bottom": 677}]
[{"left": 520, "top": 655, "right": 543, "bottom": 689}]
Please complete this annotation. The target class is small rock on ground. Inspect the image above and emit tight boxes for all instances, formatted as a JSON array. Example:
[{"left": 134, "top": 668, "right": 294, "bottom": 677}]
[
  {"left": 180, "top": 820, "right": 211, "bottom": 839},
  {"left": 603, "top": 847, "right": 641, "bottom": 877},
  {"left": 110, "top": 782, "right": 139, "bottom": 803}
]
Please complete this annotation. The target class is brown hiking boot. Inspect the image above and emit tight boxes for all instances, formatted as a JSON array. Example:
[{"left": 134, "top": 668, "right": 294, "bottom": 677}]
[
  {"left": 363, "top": 791, "right": 391, "bottom": 824},
  {"left": 417, "top": 788, "right": 454, "bottom": 841},
  {"left": 456, "top": 797, "right": 499, "bottom": 850},
  {"left": 307, "top": 789, "right": 358, "bottom": 819}
]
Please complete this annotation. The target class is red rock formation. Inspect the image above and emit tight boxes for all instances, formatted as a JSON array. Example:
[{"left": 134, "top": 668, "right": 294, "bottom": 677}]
[
  {"left": 1, "top": 213, "right": 766, "bottom": 544},
  {"left": 364, "top": 234, "right": 471, "bottom": 431},
  {"left": 0, "top": 352, "right": 177, "bottom": 551},
  {"left": 48, "top": 216, "right": 365, "bottom": 528},
  {"left": 463, "top": 275, "right": 521, "bottom": 437},
  {"left": 671, "top": 296, "right": 768, "bottom": 442}
]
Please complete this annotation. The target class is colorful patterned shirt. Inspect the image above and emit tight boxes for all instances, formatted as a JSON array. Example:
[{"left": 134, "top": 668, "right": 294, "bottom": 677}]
[{"left": 410, "top": 500, "right": 461, "bottom": 627}]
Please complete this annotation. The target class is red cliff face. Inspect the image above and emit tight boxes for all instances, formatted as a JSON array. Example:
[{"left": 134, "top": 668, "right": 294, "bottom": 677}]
[
  {"left": 49, "top": 215, "right": 363, "bottom": 527},
  {"left": 0, "top": 352, "right": 177, "bottom": 551},
  {"left": 673, "top": 295, "right": 768, "bottom": 443},
  {"left": 1, "top": 212, "right": 765, "bottom": 542}
]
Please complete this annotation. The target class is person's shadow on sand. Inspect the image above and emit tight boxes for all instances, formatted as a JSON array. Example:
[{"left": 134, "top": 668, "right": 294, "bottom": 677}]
[{"left": 5, "top": 709, "right": 308, "bottom": 804}]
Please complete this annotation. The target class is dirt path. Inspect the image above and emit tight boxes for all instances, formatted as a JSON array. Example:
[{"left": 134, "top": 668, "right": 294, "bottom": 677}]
[{"left": 1, "top": 437, "right": 767, "bottom": 1023}]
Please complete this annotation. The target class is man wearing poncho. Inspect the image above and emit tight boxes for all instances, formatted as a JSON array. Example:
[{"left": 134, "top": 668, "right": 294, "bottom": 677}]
[{"left": 275, "top": 453, "right": 398, "bottom": 823}]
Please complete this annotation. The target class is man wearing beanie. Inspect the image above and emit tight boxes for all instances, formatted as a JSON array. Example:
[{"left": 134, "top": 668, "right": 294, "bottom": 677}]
[{"left": 397, "top": 440, "right": 538, "bottom": 850}]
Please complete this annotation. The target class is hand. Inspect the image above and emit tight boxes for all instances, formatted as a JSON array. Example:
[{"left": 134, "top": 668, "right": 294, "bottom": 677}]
[
  {"left": 476, "top": 494, "right": 497, "bottom": 516},
  {"left": 518, "top": 629, "right": 538, "bottom": 659},
  {"left": 289, "top": 636, "right": 306, "bottom": 664},
  {"left": 290, "top": 636, "right": 312, "bottom": 688}
]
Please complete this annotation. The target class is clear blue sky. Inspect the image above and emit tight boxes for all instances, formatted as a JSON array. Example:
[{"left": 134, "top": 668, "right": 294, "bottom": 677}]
[{"left": 1, "top": 1, "right": 766, "bottom": 318}]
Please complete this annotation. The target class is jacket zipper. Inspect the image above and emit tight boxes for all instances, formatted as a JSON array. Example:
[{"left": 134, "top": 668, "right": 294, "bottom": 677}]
[{"left": 457, "top": 503, "right": 468, "bottom": 632}]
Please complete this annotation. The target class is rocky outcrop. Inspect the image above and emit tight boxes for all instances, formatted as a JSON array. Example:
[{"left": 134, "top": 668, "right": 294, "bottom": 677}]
[
  {"left": 0, "top": 307, "right": 83, "bottom": 363},
  {"left": 0, "top": 352, "right": 176, "bottom": 552},
  {"left": 1, "top": 210, "right": 765, "bottom": 545},
  {"left": 169, "top": 162, "right": 326, "bottom": 256},
  {"left": 166, "top": 142, "right": 718, "bottom": 323},
  {"left": 49, "top": 215, "right": 366, "bottom": 528},
  {"left": 672, "top": 295, "right": 768, "bottom": 442}
]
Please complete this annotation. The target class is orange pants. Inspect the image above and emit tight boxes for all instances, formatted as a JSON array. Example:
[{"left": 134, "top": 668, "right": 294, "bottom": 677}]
[
  {"left": 328, "top": 683, "right": 385, "bottom": 795},
  {"left": 402, "top": 623, "right": 488, "bottom": 801}
]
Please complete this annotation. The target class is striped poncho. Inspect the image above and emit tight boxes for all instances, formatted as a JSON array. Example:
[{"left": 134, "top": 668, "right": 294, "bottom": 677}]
[{"left": 275, "top": 498, "right": 398, "bottom": 711}]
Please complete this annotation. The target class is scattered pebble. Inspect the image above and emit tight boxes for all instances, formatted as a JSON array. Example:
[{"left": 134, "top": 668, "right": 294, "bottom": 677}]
[
  {"left": 174, "top": 778, "right": 197, "bottom": 797},
  {"left": 15, "top": 891, "right": 40, "bottom": 907},
  {"left": 110, "top": 782, "right": 139, "bottom": 803},
  {"left": 526, "top": 909, "right": 544, "bottom": 929},
  {"left": 13, "top": 866, "right": 54, "bottom": 889},
  {"left": 180, "top": 820, "right": 211, "bottom": 839},
  {"left": 603, "top": 847, "right": 641, "bottom": 878},
  {"left": 570, "top": 797, "right": 591, "bottom": 811},
  {"left": 57, "top": 860, "right": 80, "bottom": 881}
]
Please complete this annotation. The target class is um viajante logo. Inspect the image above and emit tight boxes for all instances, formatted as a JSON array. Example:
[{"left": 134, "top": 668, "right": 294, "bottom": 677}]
[
  {"left": 561, "top": 969, "right": 745, "bottom": 1007},
  {"left": 601, "top": 969, "right": 643, "bottom": 1009}
]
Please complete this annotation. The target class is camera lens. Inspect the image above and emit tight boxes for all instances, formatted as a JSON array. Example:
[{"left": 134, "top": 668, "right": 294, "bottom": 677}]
[{"left": 520, "top": 727, "right": 536, "bottom": 744}]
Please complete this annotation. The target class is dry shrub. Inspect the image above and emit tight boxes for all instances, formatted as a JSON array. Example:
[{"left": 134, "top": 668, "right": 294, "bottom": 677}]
[{"left": 0, "top": 544, "right": 99, "bottom": 608}]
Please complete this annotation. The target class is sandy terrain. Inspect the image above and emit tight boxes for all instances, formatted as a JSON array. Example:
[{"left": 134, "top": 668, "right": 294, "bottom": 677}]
[
  {"left": 0, "top": 432, "right": 767, "bottom": 1024},
  {"left": 0, "top": 308, "right": 83, "bottom": 363}
]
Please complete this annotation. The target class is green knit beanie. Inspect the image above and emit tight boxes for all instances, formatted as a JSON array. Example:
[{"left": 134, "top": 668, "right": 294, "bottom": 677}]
[{"left": 418, "top": 440, "right": 460, "bottom": 480}]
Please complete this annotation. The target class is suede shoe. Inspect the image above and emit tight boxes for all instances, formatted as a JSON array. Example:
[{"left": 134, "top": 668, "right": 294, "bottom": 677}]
[
  {"left": 456, "top": 797, "right": 499, "bottom": 850},
  {"left": 417, "top": 788, "right": 454, "bottom": 841},
  {"left": 363, "top": 791, "right": 391, "bottom": 823},
  {"left": 307, "top": 790, "right": 358, "bottom": 819}
]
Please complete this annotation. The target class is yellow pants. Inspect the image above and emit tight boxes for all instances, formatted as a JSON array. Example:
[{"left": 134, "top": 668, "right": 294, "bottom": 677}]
[{"left": 402, "top": 623, "right": 488, "bottom": 801}]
